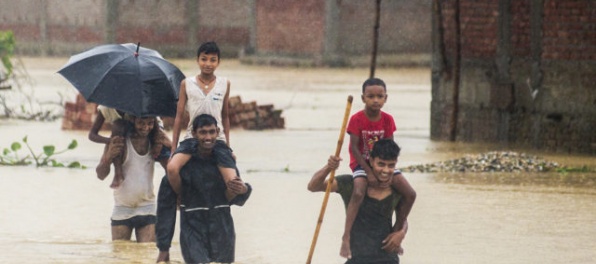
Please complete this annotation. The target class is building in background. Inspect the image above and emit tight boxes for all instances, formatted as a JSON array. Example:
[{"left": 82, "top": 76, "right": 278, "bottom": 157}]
[
  {"left": 431, "top": 0, "right": 595, "bottom": 154},
  {"left": 0, "top": 0, "right": 431, "bottom": 66},
  {"left": 1, "top": 0, "right": 594, "bottom": 154}
]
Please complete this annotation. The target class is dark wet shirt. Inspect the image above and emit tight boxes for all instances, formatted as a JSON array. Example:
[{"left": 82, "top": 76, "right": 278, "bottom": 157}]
[
  {"left": 335, "top": 175, "right": 401, "bottom": 264},
  {"left": 155, "top": 138, "right": 251, "bottom": 263}
]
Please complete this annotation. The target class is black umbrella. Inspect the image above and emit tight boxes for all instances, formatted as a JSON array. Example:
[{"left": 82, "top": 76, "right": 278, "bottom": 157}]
[{"left": 58, "top": 42, "right": 185, "bottom": 117}]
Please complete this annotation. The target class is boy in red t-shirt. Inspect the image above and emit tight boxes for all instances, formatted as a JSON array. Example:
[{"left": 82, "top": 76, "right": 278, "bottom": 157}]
[{"left": 341, "top": 78, "right": 417, "bottom": 259}]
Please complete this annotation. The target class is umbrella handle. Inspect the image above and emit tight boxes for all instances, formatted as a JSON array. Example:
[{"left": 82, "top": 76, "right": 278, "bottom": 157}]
[{"left": 134, "top": 42, "right": 140, "bottom": 57}]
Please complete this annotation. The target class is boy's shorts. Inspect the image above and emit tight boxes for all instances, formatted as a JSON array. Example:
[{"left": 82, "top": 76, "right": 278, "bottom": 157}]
[
  {"left": 352, "top": 165, "right": 402, "bottom": 178},
  {"left": 111, "top": 215, "right": 156, "bottom": 229},
  {"left": 352, "top": 165, "right": 368, "bottom": 178}
]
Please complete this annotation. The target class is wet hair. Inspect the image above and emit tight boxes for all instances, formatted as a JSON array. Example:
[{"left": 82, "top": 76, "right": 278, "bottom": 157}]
[
  {"left": 192, "top": 114, "right": 218, "bottom": 131},
  {"left": 362, "top": 77, "right": 387, "bottom": 94},
  {"left": 197, "top": 41, "right": 220, "bottom": 58},
  {"left": 370, "top": 138, "right": 400, "bottom": 161},
  {"left": 130, "top": 116, "right": 160, "bottom": 145}
]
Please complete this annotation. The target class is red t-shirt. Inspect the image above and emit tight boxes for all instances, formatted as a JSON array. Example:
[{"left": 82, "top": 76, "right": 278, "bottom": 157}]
[{"left": 346, "top": 110, "right": 396, "bottom": 170}]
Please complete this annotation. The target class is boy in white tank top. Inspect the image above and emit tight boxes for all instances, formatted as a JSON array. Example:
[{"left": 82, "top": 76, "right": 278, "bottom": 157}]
[{"left": 170, "top": 41, "right": 238, "bottom": 200}]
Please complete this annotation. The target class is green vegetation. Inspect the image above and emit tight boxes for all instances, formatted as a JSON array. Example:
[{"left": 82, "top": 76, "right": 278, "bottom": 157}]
[
  {"left": 0, "top": 31, "right": 15, "bottom": 76},
  {"left": 0, "top": 30, "right": 64, "bottom": 121},
  {"left": 0, "top": 136, "right": 86, "bottom": 169},
  {"left": 555, "top": 165, "right": 592, "bottom": 174}
]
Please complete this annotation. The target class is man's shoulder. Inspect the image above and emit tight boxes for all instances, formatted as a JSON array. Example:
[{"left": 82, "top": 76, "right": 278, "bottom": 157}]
[
  {"left": 334, "top": 174, "right": 353, "bottom": 193},
  {"left": 335, "top": 174, "right": 352, "bottom": 182}
]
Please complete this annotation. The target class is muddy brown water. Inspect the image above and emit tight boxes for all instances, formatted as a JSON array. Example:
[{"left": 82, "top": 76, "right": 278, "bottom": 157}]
[{"left": 0, "top": 57, "right": 594, "bottom": 263}]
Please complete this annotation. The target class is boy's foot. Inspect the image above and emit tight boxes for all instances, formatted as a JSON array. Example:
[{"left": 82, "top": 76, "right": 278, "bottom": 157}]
[
  {"left": 156, "top": 251, "right": 170, "bottom": 263},
  {"left": 110, "top": 177, "right": 124, "bottom": 189},
  {"left": 110, "top": 170, "right": 125, "bottom": 189},
  {"left": 340, "top": 239, "right": 352, "bottom": 259}
]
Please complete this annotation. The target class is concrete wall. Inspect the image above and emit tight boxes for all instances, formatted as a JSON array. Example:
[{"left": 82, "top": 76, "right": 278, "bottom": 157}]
[{"left": 431, "top": 0, "right": 596, "bottom": 154}]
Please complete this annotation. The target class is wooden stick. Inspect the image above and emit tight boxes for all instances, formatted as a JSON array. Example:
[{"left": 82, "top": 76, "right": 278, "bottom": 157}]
[{"left": 306, "top": 95, "right": 353, "bottom": 264}]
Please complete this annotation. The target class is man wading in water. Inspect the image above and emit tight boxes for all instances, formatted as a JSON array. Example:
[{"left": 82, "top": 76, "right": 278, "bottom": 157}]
[
  {"left": 96, "top": 116, "right": 161, "bottom": 242},
  {"left": 308, "top": 139, "right": 414, "bottom": 263},
  {"left": 156, "top": 114, "right": 252, "bottom": 263}
]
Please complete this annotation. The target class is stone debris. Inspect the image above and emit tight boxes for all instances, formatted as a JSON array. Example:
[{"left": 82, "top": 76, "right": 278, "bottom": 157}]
[{"left": 401, "top": 151, "right": 560, "bottom": 173}]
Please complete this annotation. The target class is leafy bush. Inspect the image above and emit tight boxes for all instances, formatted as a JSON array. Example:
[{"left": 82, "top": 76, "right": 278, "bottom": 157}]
[
  {"left": 0, "top": 31, "right": 15, "bottom": 84},
  {"left": 0, "top": 136, "right": 86, "bottom": 168},
  {"left": 0, "top": 31, "right": 65, "bottom": 121}
]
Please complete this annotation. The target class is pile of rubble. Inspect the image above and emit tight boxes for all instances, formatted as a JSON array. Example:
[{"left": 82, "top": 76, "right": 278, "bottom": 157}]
[{"left": 401, "top": 151, "right": 561, "bottom": 173}]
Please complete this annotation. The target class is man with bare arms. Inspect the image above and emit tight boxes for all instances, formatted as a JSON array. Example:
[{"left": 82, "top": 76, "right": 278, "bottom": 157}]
[{"left": 96, "top": 115, "right": 161, "bottom": 242}]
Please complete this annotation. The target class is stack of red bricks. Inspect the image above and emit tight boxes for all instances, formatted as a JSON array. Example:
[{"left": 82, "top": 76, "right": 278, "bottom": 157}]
[
  {"left": 229, "top": 95, "right": 284, "bottom": 130},
  {"left": 62, "top": 94, "right": 110, "bottom": 131},
  {"left": 61, "top": 94, "right": 284, "bottom": 131}
]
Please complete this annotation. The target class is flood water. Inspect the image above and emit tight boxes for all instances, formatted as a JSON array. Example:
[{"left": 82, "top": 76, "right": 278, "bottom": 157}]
[{"left": 0, "top": 58, "right": 594, "bottom": 264}]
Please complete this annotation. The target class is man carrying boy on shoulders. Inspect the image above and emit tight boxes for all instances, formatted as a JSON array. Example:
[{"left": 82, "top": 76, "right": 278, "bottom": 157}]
[{"left": 308, "top": 139, "right": 414, "bottom": 264}]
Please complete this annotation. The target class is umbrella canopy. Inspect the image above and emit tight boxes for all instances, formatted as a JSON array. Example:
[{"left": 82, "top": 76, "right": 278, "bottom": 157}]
[{"left": 58, "top": 43, "right": 185, "bottom": 117}]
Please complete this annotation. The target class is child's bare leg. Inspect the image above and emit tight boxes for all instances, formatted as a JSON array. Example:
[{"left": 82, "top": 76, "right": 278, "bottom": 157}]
[
  {"left": 110, "top": 153, "right": 124, "bottom": 188},
  {"left": 160, "top": 128, "right": 172, "bottom": 150},
  {"left": 150, "top": 129, "right": 166, "bottom": 159},
  {"left": 97, "top": 143, "right": 111, "bottom": 181},
  {"left": 341, "top": 176, "right": 367, "bottom": 259},
  {"left": 110, "top": 120, "right": 128, "bottom": 189}
]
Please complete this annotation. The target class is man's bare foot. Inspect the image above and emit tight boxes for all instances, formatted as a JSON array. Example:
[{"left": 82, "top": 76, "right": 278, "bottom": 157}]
[
  {"left": 340, "top": 238, "right": 352, "bottom": 259},
  {"left": 156, "top": 251, "right": 170, "bottom": 263}
]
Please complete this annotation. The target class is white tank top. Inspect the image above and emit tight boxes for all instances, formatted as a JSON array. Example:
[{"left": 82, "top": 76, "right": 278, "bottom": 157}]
[
  {"left": 111, "top": 138, "right": 156, "bottom": 220},
  {"left": 184, "top": 76, "right": 227, "bottom": 142}
]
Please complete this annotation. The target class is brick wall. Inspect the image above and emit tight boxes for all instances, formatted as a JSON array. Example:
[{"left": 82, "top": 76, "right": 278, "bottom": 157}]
[
  {"left": 256, "top": 0, "right": 326, "bottom": 55},
  {"left": 511, "top": 0, "right": 531, "bottom": 57},
  {"left": 431, "top": 0, "right": 596, "bottom": 154},
  {"left": 338, "top": 1, "right": 431, "bottom": 55},
  {"left": 0, "top": 0, "right": 251, "bottom": 57},
  {"left": 460, "top": 0, "right": 499, "bottom": 58},
  {"left": 543, "top": 0, "right": 596, "bottom": 60},
  {"left": 0, "top": 0, "right": 431, "bottom": 59}
]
